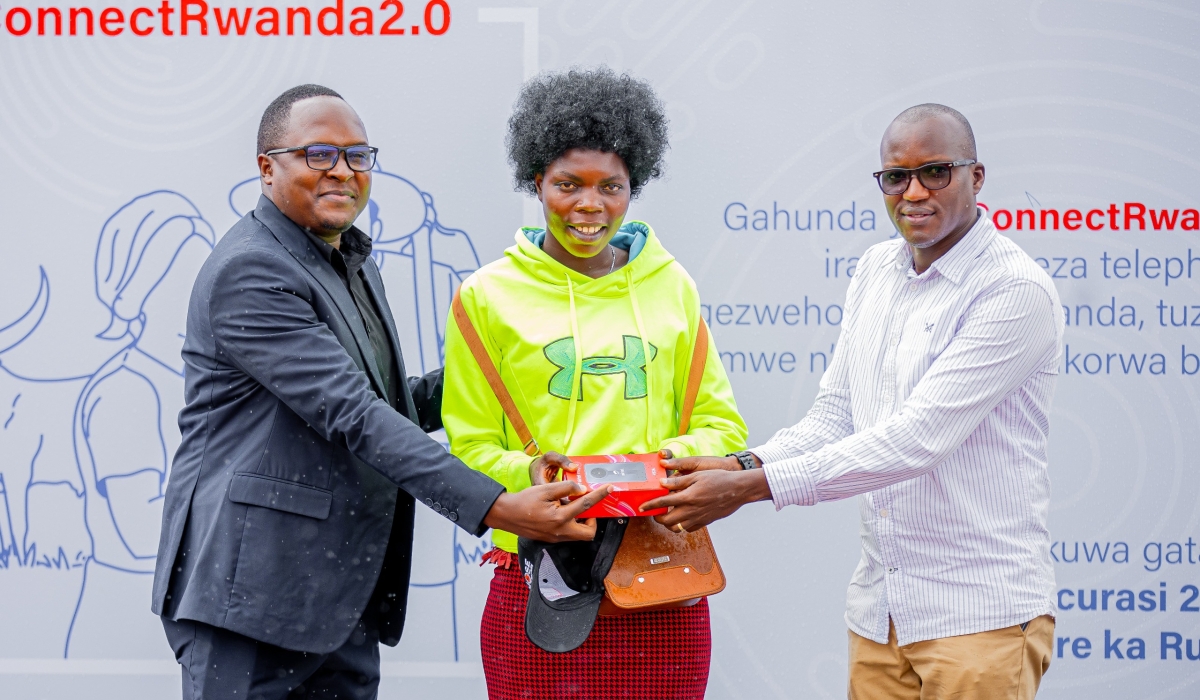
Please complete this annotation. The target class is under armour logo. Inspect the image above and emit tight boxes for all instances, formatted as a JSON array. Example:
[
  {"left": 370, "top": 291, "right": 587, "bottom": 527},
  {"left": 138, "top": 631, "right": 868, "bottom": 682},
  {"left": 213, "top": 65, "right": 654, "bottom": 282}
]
[
  {"left": 544, "top": 335, "right": 658, "bottom": 400},
  {"left": 924, "top": 322, "right": 935, "bottom": 332}
]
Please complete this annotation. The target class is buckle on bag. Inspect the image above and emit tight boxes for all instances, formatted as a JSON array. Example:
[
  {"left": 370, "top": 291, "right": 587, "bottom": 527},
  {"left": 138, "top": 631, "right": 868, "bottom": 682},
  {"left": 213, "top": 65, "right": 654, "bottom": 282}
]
[{"left": 522, "top": 438, "right": 540, "bottom": 457}]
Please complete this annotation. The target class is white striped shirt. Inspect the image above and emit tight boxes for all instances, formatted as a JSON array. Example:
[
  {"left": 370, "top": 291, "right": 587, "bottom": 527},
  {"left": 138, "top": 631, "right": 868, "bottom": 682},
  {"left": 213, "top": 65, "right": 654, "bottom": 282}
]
[{"left": 753, "top": 210, "right": 1062, "bottom": 645}]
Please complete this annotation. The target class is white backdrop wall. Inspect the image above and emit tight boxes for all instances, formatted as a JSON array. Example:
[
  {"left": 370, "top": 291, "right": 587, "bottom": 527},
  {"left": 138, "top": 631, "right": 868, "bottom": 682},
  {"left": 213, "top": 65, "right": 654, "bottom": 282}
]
[{"left": 0, "top": 1, "right": 1198, "bottom": 698}]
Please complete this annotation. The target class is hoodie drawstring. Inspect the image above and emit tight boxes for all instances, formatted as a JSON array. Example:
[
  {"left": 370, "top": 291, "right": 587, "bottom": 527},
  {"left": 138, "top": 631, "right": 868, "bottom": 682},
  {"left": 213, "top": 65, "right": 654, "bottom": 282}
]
[
  {"left": 626, "top": 267, "right": 654, "bottom": 451},
  {"left": 563, "top": 275, "right": 585, "bottom": 450}
]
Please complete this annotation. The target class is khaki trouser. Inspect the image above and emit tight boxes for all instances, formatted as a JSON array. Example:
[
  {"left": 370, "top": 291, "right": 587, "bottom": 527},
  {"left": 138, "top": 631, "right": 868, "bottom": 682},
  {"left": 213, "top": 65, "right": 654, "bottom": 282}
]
[{"left": 848, "top": 616, "right": 1054, "bottom": 700}]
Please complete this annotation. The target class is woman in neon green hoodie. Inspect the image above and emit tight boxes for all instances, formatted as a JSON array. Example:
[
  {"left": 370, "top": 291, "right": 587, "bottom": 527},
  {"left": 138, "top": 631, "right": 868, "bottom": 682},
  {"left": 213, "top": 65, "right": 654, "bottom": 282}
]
[{"left": 442, "top": 67, "right": 747, "bottom": 699}]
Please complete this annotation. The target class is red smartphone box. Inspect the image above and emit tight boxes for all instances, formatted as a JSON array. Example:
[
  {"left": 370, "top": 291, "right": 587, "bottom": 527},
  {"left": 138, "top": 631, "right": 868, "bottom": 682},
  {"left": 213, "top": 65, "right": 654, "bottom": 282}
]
[{"left": 564, "top": 453, "right": 669, "bottom": 518}]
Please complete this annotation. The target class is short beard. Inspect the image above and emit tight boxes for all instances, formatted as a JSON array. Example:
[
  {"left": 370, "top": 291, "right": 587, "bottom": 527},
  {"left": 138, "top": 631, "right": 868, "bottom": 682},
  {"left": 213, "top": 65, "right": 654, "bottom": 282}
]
[
  {"left": 315, "top": 215, "right": 357, "bottom": 234},
  {"left": 908, "top": 232, "right": 949, "bottom": 250}
]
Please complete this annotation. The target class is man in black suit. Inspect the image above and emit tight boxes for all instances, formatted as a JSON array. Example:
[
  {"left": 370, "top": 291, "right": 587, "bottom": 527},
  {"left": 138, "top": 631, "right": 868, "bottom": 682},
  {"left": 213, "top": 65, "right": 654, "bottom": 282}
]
[{"left": 152, "top": 84, "right": 607, "bottom": 699}]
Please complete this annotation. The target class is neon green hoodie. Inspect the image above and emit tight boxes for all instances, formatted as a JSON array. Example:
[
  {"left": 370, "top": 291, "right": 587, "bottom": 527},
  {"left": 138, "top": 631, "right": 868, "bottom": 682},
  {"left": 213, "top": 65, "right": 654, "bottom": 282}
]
[{"left": 442, "top": 221, "right": 748, "bottom": 553}]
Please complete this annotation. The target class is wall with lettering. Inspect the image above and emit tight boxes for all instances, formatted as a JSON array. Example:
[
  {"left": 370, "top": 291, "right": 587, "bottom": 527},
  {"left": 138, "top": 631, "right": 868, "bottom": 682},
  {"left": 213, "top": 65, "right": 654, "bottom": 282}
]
[{"left": 0, "top": 1, "right": 1196, "bottom": 697}]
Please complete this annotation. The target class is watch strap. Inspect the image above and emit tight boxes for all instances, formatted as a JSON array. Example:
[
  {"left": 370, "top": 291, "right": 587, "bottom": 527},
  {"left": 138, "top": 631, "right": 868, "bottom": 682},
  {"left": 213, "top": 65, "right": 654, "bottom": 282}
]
[{"left": 727, "top": 451, "right": 758, "bottom": 471}]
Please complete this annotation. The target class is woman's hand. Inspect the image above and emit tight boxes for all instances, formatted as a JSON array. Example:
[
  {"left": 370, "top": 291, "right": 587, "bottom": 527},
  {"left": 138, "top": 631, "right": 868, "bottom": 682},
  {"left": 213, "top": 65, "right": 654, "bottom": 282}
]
[{"left": 529, "top": 451, "right": 578, "bottom": 486}]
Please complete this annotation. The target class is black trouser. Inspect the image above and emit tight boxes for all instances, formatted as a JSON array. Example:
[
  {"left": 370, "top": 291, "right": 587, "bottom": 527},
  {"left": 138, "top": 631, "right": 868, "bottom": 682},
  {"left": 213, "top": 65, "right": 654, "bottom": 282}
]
[{"left": 161, "top": 613, "right": 381, "bottom": 700}]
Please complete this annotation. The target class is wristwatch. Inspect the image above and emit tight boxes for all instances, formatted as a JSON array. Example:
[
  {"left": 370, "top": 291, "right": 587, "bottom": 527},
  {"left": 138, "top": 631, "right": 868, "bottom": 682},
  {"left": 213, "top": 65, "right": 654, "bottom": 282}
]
[{"left": 727, "top": 450, "right": 760, "bottom": 471}]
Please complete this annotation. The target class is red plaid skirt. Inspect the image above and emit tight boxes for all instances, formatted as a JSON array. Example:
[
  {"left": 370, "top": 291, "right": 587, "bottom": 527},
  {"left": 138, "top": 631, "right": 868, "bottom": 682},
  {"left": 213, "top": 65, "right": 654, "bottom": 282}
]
[{"left": 479, "top": 560, "right": 712, "bottom": 699}]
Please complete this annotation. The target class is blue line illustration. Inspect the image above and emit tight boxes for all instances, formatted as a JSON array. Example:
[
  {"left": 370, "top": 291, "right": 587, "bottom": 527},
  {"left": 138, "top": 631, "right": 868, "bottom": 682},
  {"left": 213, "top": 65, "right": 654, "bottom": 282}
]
[
  {"left": 0, "top": 191, "right": 216, "bottom": 659},
  {"left": 0, "top": 268, "right": 49, "bottom": 355},
  {"left": 0, "top": 169, "right": 482, "bottom": 662},
  {"left": 66, "top": 191, "right": 216, "bottom": 659},
  {"left": 1, "top": 271, "right": 92, "bottom": 658}
]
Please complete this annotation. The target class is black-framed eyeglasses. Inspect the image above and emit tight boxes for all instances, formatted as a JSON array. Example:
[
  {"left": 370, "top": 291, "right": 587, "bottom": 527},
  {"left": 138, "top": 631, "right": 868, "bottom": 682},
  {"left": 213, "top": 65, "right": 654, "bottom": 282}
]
[
  {"left": 872, "top": 159, "right": 976, "bottom": 195},
  {"left": 264, "top": 144, "right": 379, "bottom": 172}
]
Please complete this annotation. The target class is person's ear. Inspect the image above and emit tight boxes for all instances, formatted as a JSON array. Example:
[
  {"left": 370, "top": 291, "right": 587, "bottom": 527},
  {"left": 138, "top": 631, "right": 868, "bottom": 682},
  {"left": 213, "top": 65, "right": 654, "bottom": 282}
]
[
  {"left": 534, "top": 172, "right": 544, "bottom": 202},
  {"left": 258, "top": 154, "right": 274, "bottom": 186},
  {"left": 970, "top": 162, "right": 985, "bottom": 195}
]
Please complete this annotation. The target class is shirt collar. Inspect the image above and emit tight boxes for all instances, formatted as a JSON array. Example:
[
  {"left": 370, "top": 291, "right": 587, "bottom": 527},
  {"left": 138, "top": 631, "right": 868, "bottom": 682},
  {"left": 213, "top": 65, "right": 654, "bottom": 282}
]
[
  {"left": 893, "top": 207, "right": 996, "bottom": 285},
  {"left": 304, "top": 225, "right": 374, "bottom": 276}
]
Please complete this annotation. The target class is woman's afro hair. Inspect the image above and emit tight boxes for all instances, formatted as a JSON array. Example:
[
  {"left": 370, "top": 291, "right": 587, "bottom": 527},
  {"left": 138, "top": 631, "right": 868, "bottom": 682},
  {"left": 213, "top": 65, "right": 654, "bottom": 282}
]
[{"left": 506, "top": 66, "right": 669, "bottom": 198}]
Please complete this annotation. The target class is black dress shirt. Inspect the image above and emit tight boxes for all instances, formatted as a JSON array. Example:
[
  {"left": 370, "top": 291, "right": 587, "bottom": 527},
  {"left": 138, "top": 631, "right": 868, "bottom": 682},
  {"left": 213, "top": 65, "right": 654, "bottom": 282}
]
[{"left": 305, "top": 227, "right": 399, "bottom": 409}]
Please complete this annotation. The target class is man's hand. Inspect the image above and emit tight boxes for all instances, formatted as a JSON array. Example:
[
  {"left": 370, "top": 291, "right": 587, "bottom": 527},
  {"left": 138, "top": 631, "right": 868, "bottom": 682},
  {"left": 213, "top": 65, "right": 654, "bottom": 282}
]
[
  {"left": 529, "top": 451, "right": 577, "bottom": 486},
  {"left": 639, "top": 468, "right": 772, "bottom": 533},
  {"left": 484, "top": 481, "right": 612, "bottom": 543}
]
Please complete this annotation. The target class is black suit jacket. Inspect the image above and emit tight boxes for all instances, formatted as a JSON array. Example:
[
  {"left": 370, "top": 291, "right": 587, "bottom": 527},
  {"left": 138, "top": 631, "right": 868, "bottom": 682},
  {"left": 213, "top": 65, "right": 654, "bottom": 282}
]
[{"left": 151, "top": 196, "right": 504, "bottom": 653}]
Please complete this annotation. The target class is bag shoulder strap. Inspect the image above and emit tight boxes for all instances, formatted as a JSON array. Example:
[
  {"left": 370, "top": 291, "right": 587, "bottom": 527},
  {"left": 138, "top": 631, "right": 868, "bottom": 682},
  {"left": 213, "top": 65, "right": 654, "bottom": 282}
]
[
  {"left": 676, "top": 319, "right": 710, "bottom": 437},
  {"left": 451, "top": 289, "right": 540, "bottom": 457}
]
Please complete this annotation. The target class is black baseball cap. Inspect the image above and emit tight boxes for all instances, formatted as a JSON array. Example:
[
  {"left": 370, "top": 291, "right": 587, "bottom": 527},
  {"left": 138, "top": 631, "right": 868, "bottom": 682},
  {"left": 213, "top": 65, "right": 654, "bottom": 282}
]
[{"left": 517, "top": 517, "right": 628, "bottom": 653}]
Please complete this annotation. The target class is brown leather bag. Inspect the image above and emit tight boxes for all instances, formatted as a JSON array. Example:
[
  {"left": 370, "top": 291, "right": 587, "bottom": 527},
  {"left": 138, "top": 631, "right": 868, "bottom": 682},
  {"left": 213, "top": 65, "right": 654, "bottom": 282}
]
[
  {"left": 451, "top": 290, "right": 726, "bottom": 615},
  {"left": 598, "top": 516, "right": 725, "bottom": 615}
]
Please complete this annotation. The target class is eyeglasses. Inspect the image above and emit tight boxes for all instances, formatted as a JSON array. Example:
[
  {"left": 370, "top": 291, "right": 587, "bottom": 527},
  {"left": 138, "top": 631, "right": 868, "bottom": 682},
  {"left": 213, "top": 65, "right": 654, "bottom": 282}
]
[
  {"left": 264, "top": 144, "right": 379, "bottom": 172},
  {"left": 872, "top": 159, "right": 976, "bottom": 195}
]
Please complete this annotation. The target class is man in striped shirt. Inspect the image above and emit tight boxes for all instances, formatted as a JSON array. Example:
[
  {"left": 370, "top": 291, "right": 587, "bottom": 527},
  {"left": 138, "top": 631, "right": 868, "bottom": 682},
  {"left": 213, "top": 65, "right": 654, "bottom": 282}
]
[{"left": 645, "top": 104, "right": 1062, "bottom": 700}]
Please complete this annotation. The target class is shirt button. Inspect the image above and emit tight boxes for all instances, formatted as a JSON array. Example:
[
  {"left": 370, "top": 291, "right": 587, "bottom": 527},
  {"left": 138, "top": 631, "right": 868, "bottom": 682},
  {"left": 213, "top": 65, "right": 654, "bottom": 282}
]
[
  {"left": 909, "top": 283, "right": 918, "bottom": 291},
  {"left": 879, "top": 509, "right": 889, "bottom": 518},
  {"left": 887, "top": 567, "right": 897, "bottom": 574}
]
